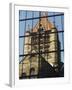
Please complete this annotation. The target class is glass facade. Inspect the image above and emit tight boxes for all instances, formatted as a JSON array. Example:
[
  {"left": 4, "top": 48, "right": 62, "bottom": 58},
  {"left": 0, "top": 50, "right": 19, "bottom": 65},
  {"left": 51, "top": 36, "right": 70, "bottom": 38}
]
[{"left": 19, "top": 11, "right": 64, "bottom": 79}]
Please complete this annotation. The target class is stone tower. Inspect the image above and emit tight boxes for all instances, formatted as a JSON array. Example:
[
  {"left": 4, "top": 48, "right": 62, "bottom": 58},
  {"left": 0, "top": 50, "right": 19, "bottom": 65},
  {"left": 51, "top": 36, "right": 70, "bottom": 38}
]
[
  {"left": 32, "top": 12, "right": 60, "bottom": 69},
  {"left": 19, "top": 11, "right": 61, "bottom": 78}
]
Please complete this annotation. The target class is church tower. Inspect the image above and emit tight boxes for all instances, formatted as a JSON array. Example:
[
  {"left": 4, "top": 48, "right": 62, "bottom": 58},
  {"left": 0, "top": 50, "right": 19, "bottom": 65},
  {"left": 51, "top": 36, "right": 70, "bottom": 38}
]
[
  {"left": 32, "top": 11, "right": 60, "bottom": 70},
  {"left": 19, "top": 11, "right": 61, "bottom": 78}
]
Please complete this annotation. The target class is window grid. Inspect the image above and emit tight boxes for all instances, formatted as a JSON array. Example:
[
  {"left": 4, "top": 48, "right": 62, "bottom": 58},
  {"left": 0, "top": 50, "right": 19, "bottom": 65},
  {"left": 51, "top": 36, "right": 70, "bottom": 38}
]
[{"left": 19, "top": 11, "right": 64, "bottom": 79}]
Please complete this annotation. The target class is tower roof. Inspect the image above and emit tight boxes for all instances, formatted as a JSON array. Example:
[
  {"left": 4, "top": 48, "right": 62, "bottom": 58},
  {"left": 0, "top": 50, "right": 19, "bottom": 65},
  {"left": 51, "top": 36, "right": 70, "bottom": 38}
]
[{"left": 32, "top": 12, "right": 54, "bottom": 32}]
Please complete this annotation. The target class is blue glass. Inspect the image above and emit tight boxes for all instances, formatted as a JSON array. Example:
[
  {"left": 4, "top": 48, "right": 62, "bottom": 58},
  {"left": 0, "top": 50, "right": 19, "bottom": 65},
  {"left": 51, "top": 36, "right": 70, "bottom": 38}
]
[
  {"left": 27, "top": 11, "right": 32, "bottom": 19},
  {"left": 19, "top": 21, "right": 25, "bottom": 36},
  {"left": 55, "top": 16, "right": 62, "bottom": 31},
  {"left": 34, "top": 11, "right": 39, "bottom": 17},
  {"left": 19, "top": 10, "right": 26, "bottom": 19}
]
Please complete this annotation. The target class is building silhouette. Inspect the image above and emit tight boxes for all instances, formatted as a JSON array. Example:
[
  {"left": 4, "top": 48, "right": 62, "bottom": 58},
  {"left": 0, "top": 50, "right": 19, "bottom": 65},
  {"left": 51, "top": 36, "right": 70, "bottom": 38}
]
[{"left": 19, "top": 12, "right": 64, "bottom": 79}]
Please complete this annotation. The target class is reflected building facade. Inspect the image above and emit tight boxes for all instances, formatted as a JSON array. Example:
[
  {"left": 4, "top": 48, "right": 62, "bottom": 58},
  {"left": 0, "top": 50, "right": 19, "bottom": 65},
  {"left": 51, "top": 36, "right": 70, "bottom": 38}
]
[{"left": 19, "top": 12, "right": 64, "bottom": 79}]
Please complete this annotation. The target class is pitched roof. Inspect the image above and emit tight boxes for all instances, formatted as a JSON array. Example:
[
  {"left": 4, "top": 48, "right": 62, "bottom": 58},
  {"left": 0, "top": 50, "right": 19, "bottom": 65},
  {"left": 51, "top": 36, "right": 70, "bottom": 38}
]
[{"left": 32, "top": 12, "right": 54, "bottom": 32}]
